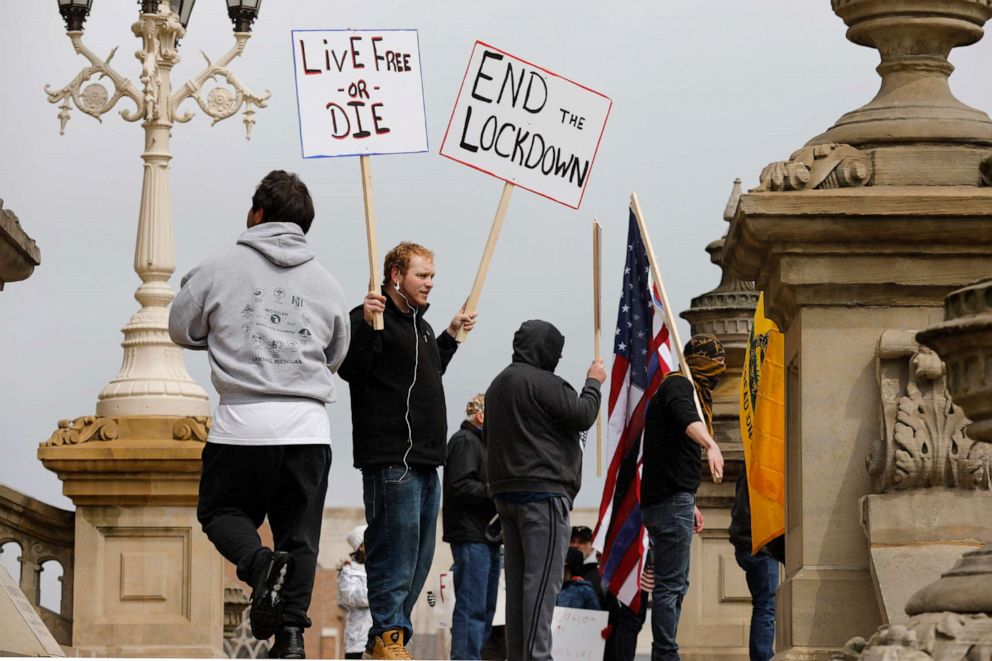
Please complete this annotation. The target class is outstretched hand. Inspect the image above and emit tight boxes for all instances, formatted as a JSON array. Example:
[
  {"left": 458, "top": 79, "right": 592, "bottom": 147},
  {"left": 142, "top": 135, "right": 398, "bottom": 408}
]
[
  {"left": 587, "top": 358, "right": 606, "bottom": 384},
  {"left": 706, "top": 441, "right": 724, "bottom": 484},
  {"left": 447, "top": 306, "right": 477, "bottom": 338}
]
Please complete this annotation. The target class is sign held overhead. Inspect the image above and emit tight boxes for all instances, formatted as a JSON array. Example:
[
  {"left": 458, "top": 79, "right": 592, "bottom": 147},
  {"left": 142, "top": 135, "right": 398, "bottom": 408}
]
[
  {"left": 292, "top": 29, "right": 428, "bottom": 158},
  {"left": 441, "top": 41, "right": 611, "bottom": 209}
]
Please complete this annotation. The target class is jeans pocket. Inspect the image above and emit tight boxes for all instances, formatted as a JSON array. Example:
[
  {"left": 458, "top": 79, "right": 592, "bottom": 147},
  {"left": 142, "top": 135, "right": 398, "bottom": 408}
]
[{"left": 384, "top": 465, "right": 412, "bottom": 485}]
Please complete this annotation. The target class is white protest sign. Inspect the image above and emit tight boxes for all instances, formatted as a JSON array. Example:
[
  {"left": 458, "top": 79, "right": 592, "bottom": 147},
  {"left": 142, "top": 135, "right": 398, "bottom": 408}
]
[
  {"left": 551, "top": 607, "right": 609, "bottom": 661},
  {"left": 292, "top": 29, "right": 428, "bottom": 158},
  {"left": 440, "top": 41, "right": 611, "bottom": 209}
]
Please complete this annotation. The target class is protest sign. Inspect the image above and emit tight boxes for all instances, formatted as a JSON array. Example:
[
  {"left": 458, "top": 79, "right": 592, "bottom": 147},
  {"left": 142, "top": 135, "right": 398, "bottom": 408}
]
[
  {"left": 292, "top": 29, "right": 428, "bottom": 158},
  {"left": 442, "top": 42, "right": 611, "bottom": 341},
  {"left": 441, "top": 41, "right": 611, "bottom": 210},
  {"left": 551, "top": 607, "right": 608, "bottom": 660},
  {"left": 292, "top": 29, "right": 428, "bottom": 329}
]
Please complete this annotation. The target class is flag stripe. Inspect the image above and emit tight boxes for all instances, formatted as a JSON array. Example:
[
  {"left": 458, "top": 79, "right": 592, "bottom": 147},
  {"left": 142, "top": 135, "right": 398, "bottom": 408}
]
[{"left": 592, "top": 207, "right": 672, "bottom": 609}]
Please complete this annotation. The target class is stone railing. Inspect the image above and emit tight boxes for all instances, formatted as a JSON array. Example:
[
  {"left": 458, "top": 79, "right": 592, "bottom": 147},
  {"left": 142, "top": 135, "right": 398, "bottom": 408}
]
[{"left": 0, "top": 484, "right": 74, "bottom": 646}]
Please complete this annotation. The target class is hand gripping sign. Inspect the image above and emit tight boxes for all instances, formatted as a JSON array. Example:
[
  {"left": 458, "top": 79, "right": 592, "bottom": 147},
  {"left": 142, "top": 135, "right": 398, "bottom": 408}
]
[
  {"left": 440, "top": 41, "right": 611, "bottom": 340},
  {"left": 292, "top": 29, "right": 429, "bottom": 329}
]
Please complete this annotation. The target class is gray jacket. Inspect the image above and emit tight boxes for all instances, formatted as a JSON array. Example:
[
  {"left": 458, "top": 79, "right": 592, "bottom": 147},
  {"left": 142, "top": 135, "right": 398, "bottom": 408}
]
[{"left": 169, "top": 222, "right": 350, "bottom": 404}]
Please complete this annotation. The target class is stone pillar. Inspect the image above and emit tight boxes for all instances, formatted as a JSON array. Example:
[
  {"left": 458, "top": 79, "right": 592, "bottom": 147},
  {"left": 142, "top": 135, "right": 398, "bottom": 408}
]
[
  {"left": 38, "top": 416, "right": 223, "bottom": 657},
  {"left": 678, "top": 179, "right": 762, "bottom": 656},
  {"left": 723, "top": 2, "right": 992, "bottom": 657}
]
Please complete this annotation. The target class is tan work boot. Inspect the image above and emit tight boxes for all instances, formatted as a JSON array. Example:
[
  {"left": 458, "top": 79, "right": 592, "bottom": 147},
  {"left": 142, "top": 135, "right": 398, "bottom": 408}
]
[{"left": 362, "top": 629, "right": 411, "bottom": 660}]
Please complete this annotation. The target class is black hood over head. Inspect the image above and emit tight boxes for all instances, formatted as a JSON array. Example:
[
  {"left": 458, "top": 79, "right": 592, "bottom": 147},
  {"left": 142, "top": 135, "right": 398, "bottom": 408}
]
[{"left": 511, "top": 320, "right": 564, "bottom": 372}]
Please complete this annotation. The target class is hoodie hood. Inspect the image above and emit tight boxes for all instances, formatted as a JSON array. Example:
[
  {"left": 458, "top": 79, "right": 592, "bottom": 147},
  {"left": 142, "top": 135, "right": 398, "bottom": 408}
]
[
  {"left": 511, "top": 319, "right": 565, "bottom": 372},
  {"left": 237, "top": 222, "right": 314, "bottom": 267}
]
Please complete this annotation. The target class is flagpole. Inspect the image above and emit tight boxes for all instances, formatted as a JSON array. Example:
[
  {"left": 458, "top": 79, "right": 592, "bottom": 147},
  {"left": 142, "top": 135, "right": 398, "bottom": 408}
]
[
  {"left": 629, "top": 192, "right": 705, "bottom": 423},
  {"left": 593, "top": 217, "right": 603, "bottom": 477}
]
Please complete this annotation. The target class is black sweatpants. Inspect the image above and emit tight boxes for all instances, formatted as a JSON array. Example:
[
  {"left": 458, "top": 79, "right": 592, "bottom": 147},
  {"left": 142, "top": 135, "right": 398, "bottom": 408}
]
[{"left": 197, "top": 442, "right": 331, "bottom": 628}]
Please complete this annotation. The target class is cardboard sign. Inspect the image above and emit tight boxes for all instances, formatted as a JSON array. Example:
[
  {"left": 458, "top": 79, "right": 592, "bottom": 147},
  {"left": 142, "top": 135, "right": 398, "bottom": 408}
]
[
  {"left": 292, "top": 29, "right": 428, "bottom": 158},
  {"left": 441, "top": 41, "right": 611, "bottom": 209},
  {"left": 551, "top": 607, "right": 608, "bottom": 660}
]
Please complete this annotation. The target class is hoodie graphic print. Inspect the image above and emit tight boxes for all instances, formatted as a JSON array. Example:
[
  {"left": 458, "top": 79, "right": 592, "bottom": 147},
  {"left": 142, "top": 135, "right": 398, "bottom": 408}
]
[{"left": 169, "top": 221, "right": 350, "bottom": 405}]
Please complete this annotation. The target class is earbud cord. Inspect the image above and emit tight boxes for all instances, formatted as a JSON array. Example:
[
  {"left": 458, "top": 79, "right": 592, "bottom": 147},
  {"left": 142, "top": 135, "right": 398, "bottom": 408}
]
[{"left": 394, "top": 282, "right": 418, "bottom": 483}]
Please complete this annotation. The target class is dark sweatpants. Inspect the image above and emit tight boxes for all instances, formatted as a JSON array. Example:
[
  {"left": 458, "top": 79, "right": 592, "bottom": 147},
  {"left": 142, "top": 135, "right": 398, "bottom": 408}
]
[
  {"left": 496, "top": 496, "right": 571, "bottom": 661},
  {"left": 197, "top": 442, "right": 331, "bottom": 628}
]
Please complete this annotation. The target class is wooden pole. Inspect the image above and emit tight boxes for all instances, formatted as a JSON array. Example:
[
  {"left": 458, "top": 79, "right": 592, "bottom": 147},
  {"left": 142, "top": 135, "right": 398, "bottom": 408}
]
[
  {"left": 360, "top": 156, "right": 384, "bottom": 330},
  {"left": 455, "top": 181, "right": 515, "bottom": 342},
  {"left": 593, "top": 218, "right": 603, "bottom": 477},
  {"left": 629, "top": 192, "right": 705, "bottom": 422}
]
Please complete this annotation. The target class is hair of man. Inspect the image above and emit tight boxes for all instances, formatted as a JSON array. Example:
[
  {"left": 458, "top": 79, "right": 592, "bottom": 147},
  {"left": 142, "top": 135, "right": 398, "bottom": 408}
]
[
  {"left": 251, "top": 170, "right": 315, "bottom": 234},
  {"left": 382, "top": 242, "right": 435, "bottom": 286}
]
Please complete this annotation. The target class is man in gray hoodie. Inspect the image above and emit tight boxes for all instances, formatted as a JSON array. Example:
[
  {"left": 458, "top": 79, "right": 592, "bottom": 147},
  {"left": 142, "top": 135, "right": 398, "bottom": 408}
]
[
  {"left": 169, "top": 170, "right": 349, "bottom": 659},
  {"left": 485, "top": 319, "right": 605, "bottom": 661}
]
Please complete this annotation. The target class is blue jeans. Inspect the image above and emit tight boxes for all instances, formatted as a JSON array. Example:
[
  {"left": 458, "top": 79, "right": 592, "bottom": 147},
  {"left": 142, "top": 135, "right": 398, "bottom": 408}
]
[
  {"left": 362, "top": 466, "right": 441, "bottom": 643},
  {"left": 735, "top": 547, "right": 779, "bottom": 661},
  {"left": 642, "top": 492, "right": 695, "bottom": 661},
  {"left": 450, "top": 542, "right": 501, "bottom": 660}
]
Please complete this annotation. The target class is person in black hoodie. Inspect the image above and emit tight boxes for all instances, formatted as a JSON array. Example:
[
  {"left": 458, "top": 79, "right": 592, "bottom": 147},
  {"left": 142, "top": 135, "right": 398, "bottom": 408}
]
[
  {"left": 443, "top": 393, "right": 500, "bottom": 660},
  {"left": 338, "top": 242, "right": 476, "bottom": 660},
  {"left": 485, "top": 320, "right": 605, "bottom": 661}
]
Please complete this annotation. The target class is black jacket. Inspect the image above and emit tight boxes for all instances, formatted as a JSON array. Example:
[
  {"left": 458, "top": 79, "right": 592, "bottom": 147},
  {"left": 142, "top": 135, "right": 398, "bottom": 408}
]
[
  {"left": 641, "top": 375, "right": 702, "bottom": 508},
  {"left": 338, "top": 288, "right": 458, "bottom": 469},
  {"left": 485, "top": 320, "right": 601, "bottom": 502},
  {"left": 442, "top": 421, "right": 497, "bottom": 544}
]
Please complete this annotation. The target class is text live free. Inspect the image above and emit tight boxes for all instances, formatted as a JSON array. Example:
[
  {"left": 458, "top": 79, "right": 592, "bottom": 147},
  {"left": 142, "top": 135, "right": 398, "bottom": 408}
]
[{"left": 292, "top": 29, "right": 428, "bottom": 158}]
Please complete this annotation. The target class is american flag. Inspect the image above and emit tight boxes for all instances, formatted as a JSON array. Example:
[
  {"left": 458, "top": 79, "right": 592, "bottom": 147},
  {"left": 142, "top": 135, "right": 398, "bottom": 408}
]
[{"left": 592, "top": 207, "right": 673, "bottom": 610}]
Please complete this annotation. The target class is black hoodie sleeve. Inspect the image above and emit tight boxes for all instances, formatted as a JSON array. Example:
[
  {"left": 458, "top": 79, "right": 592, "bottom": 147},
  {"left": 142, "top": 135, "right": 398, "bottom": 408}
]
[
  {"left": 445, "top": 433, "right": 489, "bottom": 507},
  {"left": 541, "top": 376, "right": 602, "bottom": 432},
  {"left": 338, "top": 307, "right": 380, "bottom": 383},
  {"left": 437, "top": 330, "right": 458, "bottom": 373}
]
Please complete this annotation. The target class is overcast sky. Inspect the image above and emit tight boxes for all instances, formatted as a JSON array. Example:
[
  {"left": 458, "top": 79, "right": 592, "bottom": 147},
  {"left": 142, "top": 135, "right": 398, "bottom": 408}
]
[{"left": 5, "top": 1, "right": 992, "bottom": 514}]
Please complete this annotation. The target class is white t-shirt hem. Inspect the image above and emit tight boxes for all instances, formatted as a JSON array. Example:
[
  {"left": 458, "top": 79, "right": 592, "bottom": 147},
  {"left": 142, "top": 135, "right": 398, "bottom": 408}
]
[{"left": 206, "top": 435, "right": 332, "bottom": 447}]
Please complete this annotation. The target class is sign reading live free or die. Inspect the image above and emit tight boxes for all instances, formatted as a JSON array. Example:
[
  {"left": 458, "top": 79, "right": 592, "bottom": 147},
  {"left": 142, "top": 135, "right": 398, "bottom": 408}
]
[
  {"left": 292, "top": 29, "right": 428, "bottom": 158},
  {"left": 441, "top": 42, "right": 612, "bottom": 209}
]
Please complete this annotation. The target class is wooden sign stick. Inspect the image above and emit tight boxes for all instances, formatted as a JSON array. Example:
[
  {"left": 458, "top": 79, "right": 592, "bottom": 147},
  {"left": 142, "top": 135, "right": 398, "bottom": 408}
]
[
  {"left": 360, "top": 156, "right": 384, "bottom": 331},
  {"left": 455, "top": 181, "right": 515, "bottom": 342},
  {"left": 629, "top": 193, "right": 705, "bottom": 424},
  {"left": 593, "top": 218, "right": 603, "bottom": 476}
]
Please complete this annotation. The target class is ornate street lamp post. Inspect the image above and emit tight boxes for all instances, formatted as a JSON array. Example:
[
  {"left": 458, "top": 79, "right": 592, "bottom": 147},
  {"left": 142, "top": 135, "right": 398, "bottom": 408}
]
[{"left": 46, "top": 0, "right": 269, "bottom": 418}]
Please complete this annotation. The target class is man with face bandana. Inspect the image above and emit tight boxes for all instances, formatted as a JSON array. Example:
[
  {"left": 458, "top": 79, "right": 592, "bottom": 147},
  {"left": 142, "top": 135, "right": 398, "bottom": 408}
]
[
  {"left": 641, "top": 334, "right": 727, "bottom": 661},
  {"left": 485, "top": 319, "right": 606, "bottom": 661}
]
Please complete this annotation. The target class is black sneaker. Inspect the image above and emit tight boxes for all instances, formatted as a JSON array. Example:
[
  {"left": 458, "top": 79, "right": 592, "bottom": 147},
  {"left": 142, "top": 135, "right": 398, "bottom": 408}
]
[
  {"left": 249, "top": 550, "right": 291, "bottom": 640},
  {"left": 269, "top": 626, "right": 306, "bottom": 659}
]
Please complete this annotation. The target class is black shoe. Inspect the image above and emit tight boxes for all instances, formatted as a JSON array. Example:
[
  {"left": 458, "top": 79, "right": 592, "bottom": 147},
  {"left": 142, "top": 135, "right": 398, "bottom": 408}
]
[
  {"left": 249, "top": 550, "right": 292, "bottom": 640},
  {"left": 270, "top": 626, "right": 306, "bottom": 659}
]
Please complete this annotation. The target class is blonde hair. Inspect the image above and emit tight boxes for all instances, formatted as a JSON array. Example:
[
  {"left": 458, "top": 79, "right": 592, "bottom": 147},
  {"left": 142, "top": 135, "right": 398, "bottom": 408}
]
[
  {"left": 383, "top": 242, "right": 434, "bottom": 285},
  {"left": 465, "top": 393, "right": 485, "bottom": 418}
]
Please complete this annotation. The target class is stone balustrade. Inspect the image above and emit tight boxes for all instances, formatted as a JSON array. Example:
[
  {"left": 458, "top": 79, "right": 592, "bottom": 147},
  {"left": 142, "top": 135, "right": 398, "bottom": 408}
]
[{"left": 0, "top": 484, "right": 74, "bottom": 646}]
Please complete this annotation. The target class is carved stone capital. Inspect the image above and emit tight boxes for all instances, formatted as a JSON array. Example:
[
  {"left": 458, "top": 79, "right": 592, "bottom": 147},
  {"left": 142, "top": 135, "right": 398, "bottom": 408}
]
[
  {"left": 868, "top": 330, "right": 989, "bottom": 493},
  {"left": 42, "top": 416, "right": 119, "bottom": 447},
  {"left": 756, "top": 143, "right": 872, "bottom": 192},
  {"left": 172, "top": 416, "right": 210, "bottom": 442}
]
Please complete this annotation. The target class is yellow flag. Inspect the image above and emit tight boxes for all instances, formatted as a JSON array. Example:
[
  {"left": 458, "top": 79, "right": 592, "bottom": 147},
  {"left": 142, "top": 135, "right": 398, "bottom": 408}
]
[{"left": 739, "top": 292, "right": 785, "bottom": 554}]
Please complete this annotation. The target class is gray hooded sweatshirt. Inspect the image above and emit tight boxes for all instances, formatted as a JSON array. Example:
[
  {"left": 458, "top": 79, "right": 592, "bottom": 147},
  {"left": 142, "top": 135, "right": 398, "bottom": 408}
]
[{"left": 169, "top": 222, "right": 350, "bottom": 405}]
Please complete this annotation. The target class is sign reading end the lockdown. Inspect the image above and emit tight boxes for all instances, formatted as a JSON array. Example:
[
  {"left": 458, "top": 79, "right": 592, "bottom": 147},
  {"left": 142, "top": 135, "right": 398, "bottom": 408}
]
[
  {"left": 292, "top": 29, "right": 428, "bottom": 158},
  {"left": 440, "top": 42, "right": 611, "bottom": 209}
]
